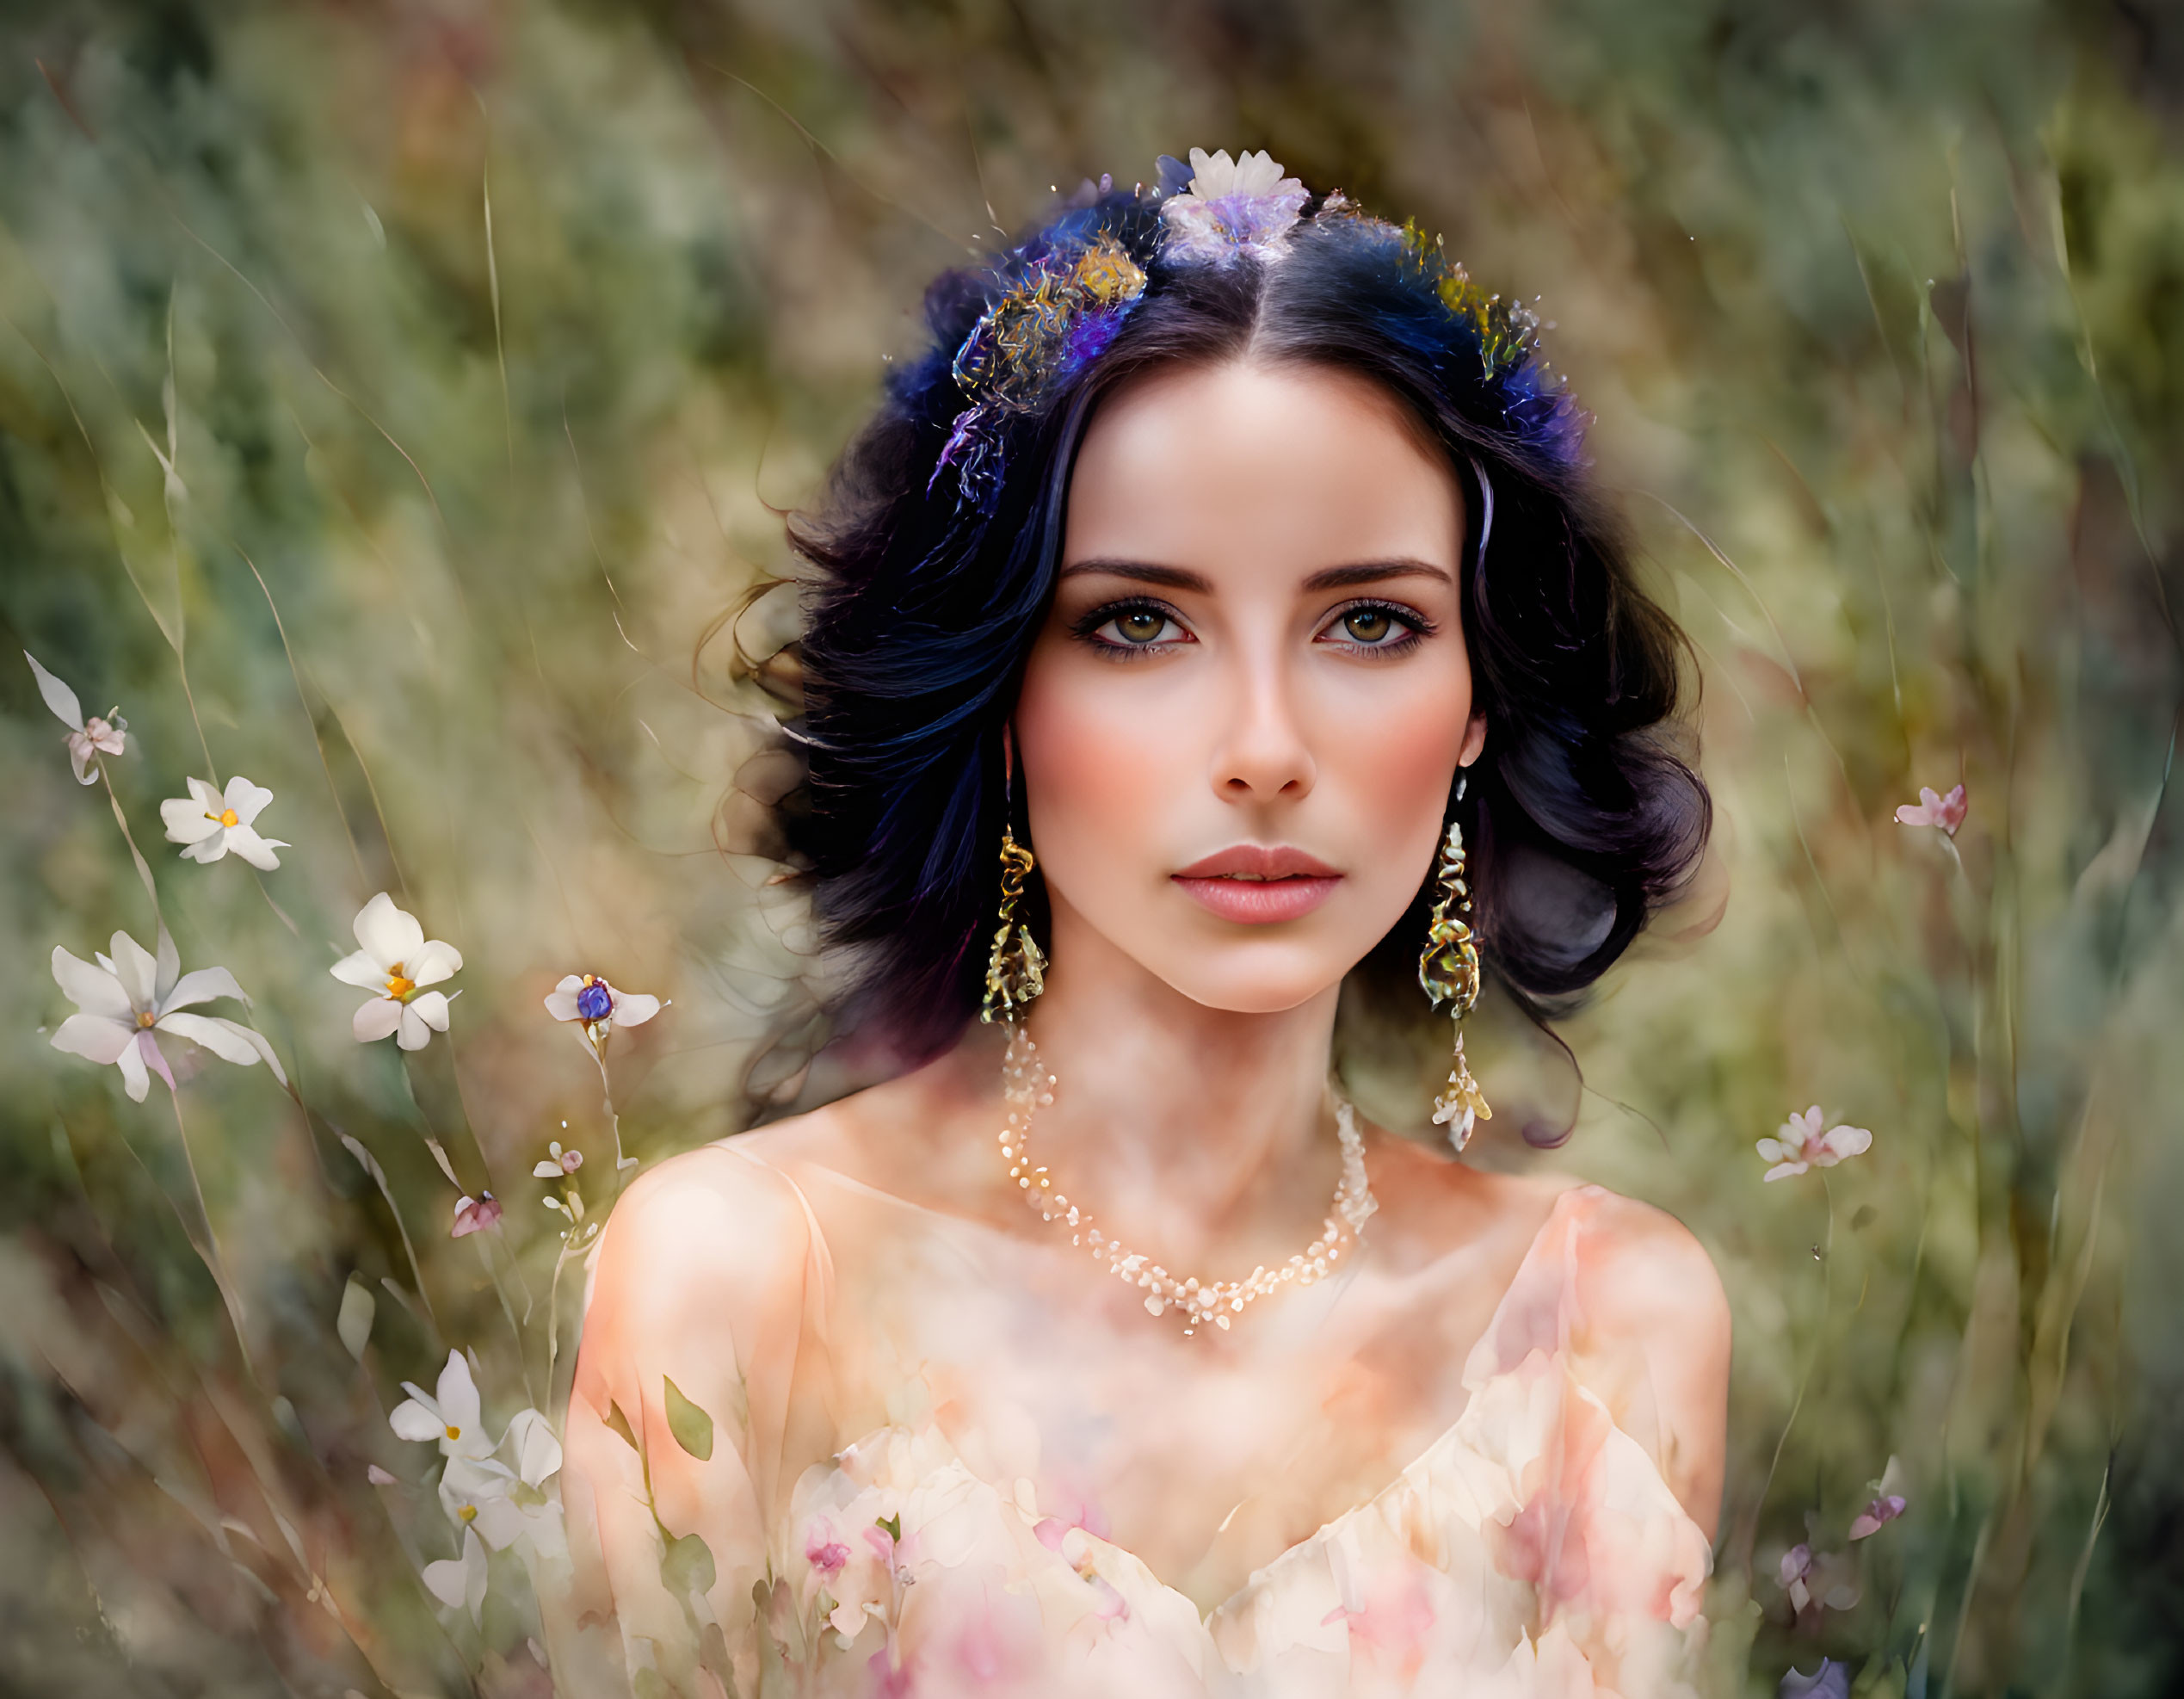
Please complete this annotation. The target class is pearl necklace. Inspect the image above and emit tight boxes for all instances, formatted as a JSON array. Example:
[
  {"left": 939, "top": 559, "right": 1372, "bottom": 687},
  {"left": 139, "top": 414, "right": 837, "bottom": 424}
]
[{"left": 999, "top": 1025, "right": 1379, "bottom": 1337}]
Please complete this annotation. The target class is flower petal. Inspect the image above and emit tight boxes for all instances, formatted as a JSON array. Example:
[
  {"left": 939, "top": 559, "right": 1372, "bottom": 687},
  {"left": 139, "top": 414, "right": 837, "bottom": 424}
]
[
  {"left": 609, "top": 992, "right": 661, "bottom": 1028},
  {"left": 106, "top": 931, "right": 159, "bottom": 1011},
  {"left": 352, "top": 893, "right": 422, "bottom": 969},
  {"left": 1761, "top": 1161, "right": 1805, "bottom": 1182},
  {"left": 224, "top": 776, "right": 275, "bottom": 825},
  {"left": 330, "top": 949, "right": 387, "bottom": 990},
  {"left": 505, "top": 1408, "right": 563, "bottom": 1486},
  {"left": 389, "top": 1399, "right": 445, "bottom": 1442},
  {"left": 421, "top": 1529, "right": 487, "bottom": 1621},
  {"left": 154, "top": 929, "right": 180, "bottom": 1005},
  {"left": 419, "top": 1552, "right": 466, "bottom": 1609},
  {"left": 161, "top": 798, "right": 224, "bottom": 844},
  {"left": 1823, "top": 1125, "right": 1873, "bottom": 1161},
  {"left": 182, "top": 833, "right": 231, "bottom": 863},
  {"left": 201, "top": 1018, "right": 286, "bottom": 1084},
  {"left": 162, "top": 966, "right": 249, "bottom": 1013},
  {"left": 408, "top": 990, "right": 453, "bottom": 1034},
  {"left": 353, "top": 997, "right": 404, "bottom": 1043},
  {"left": 156, "top": 1011, "right": 273, "bottom": 1074},
  {"left": 406, "top": 939, "right": 462, "bottom": 988},
  {"left": 224, "top": 825, "right": 285, "bottom": 870},
  {"left": 435, "top": 1350, "right": 482, "bottom": 1436},
  {"left": 134, "top": 1029, "right": 175, "bottom": 1096},
  {"left": 24, "top": 651, "right": 84, "bottom": 731},
  {"left": 52, "top": 1010, "right": 134, "bottom": 1065},
  {"left": 543, "top": 988, "right": 581, "bottom": 1022},
  {"left": 52, "top": 945, "right": 133, "bottom": 1021},
  {"left": 116, "top": 1033, "right": 151, "bottom": 1101},
  {"left": 534, "top": 1160, "right": 565, "bottom": 1178}
]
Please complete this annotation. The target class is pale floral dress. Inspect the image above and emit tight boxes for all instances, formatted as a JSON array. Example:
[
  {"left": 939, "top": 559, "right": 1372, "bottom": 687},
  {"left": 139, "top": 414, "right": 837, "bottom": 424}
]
[{"left": 557, "top": 1147, "right": 1712, "bottom": 1699}]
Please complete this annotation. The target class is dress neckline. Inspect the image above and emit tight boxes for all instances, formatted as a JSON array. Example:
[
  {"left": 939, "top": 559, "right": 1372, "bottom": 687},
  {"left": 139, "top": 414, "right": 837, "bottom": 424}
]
[{"left": 735, "top": 1146, "right": 1667, "bottom": 1618}]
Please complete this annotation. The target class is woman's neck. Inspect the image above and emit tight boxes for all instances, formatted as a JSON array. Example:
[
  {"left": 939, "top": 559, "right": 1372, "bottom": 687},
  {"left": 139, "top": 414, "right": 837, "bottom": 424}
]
[{"left": 1002, "top": 893, "right": 1348, "bottom": 1269}]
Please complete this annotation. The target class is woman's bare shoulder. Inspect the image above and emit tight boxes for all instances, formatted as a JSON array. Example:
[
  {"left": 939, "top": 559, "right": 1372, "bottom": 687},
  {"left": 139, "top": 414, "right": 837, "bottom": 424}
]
[
  {"left": 586, "top": 1139, "right": 821, "bottom": 1331},
  {"left": 1355, "top": 1129, "right": 1724, "bottom": 1319},
  {"left": 1559, "top": 1183, "right": 1732, "bottom": 1537},
  {"left": 1568, "top": 1185, "right": 1731, "bottom": 1338}
]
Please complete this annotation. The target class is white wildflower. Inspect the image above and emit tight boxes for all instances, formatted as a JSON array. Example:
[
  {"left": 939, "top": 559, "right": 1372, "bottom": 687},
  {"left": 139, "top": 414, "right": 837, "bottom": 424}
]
[
  {"left": 331, "top": 893, "right": 461, "bottom": 1051},
  {"left": 50, "top": 930, "right": 285, "bottom": 1102},
  {"left": 388, "top": 1349, "right": 496, "bottom": 1462},
  {"left": 160, "top": 775, "right": 288, "bottom": 868},
  {"left": 421, "top": 1527, "right": 488, "bottom": 1625}
]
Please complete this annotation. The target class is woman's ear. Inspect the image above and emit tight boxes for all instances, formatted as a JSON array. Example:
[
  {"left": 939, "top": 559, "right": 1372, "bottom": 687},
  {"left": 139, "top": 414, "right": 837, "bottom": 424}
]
[{"left": 1459, "top": 712, "right": 1488, "bottom": 768}]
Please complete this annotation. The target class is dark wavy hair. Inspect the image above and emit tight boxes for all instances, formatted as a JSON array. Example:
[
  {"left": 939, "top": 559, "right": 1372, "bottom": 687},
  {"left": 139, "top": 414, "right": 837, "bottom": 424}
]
[{"left": 784, "top": 168, "right": 1711, "bottom": 1078}]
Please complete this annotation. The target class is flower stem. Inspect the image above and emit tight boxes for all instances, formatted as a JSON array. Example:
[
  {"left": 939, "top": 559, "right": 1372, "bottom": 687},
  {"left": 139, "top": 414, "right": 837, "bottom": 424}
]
[
  {"left": 167, "top": 1085, "right": 258, "bottom": 1381},
  {"left": 97, "top": 760, "right": 165, "bottom": 929},
  {"left": 475, "top": 1237, "right": 540, "bottom": 1409},
  {"left": 1743, "top": 1175, "right": 1837, "bottom": 1573},
  {"left": 589, "top": 1040, "right": 632, "bottom": 1198}
]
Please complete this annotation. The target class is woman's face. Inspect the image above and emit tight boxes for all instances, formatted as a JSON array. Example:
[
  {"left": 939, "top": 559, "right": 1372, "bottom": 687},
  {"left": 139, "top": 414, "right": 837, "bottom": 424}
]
[{"left": 1014, "top": 358, "right": 1487, "bottom": 1015}]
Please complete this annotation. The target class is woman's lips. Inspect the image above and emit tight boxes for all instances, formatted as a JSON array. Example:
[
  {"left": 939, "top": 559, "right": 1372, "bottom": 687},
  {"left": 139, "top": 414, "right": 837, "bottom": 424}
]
[{"left": 1171, "top": 845, "right": 1343, "bottom": 925}]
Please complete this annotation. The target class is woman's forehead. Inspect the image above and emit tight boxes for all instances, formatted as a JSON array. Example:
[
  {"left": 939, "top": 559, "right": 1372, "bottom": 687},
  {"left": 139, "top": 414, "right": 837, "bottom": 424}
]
[{"left": 1061, "top": 360, "right": 1465, "bottom": 584}]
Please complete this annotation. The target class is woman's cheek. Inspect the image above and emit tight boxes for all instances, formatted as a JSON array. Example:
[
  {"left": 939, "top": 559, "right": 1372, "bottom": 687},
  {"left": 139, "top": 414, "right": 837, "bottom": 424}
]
[
  {"left": 1325, "top": 675, "right": 1471, "bottom": 841},
  {"left": 1015, "top": 665, "right": 1190, "bottom": 886}
]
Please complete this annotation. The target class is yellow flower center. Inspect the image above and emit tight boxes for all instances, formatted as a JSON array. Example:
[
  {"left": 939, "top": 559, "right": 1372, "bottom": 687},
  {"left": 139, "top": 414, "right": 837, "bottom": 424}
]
[
  {"left": 458, "top": 1503, "right": 478, "bottom": 1523},
  {"left": 443, "top": 1423, "right": 460, "bottom": 1441},
  {"left": 136, "top": 1010, "right": 157, "bottom": 1029},
  {"left": 215, "top": 807, "right": 240, "bottom": 828},
  {"left": 386, "top": 964, "right": 416, "bottom": 1000}
]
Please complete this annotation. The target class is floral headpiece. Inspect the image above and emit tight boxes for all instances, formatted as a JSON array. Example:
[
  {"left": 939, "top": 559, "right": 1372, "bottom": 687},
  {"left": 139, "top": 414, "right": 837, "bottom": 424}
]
[
  {"left": 1160, "top": 147, "right": 1309, "bottom": 263},
  {"left": 924, "top": 148, "right": 1584, "bottom": 510},
  {"left": 931, "top": 219, "right": 1148, "bottom": 505}
]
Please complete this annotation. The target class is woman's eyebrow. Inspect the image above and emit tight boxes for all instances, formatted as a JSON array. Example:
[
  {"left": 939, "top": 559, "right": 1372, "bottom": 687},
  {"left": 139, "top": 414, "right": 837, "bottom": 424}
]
[
  {"left": 1055, "top": 558, "right": 1453, "bottom": 592},
  {"left": 1056, "top": 559, "right": 1213, "bottom": 592},
  {"left": 1300, "top": 559, "right": 1454, "bottom": 591}
]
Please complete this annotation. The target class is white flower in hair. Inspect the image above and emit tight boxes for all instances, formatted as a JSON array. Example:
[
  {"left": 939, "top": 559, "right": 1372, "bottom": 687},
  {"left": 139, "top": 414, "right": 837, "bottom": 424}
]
[{"left": 1163, "top": 146, "right": 1309, "bottom": 264}]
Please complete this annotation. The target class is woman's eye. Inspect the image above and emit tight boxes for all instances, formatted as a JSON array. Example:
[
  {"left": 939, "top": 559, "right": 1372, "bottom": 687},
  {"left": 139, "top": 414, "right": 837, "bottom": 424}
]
[
  {"left": 1095, "top": 608, "right": 1184, "bottom": 646},
  {"left": 1323, "top": 602, "right": 1420, "bottom": 648},
  {"left": 1342, "top": 607, "right": 1395, "bottom": 644}
]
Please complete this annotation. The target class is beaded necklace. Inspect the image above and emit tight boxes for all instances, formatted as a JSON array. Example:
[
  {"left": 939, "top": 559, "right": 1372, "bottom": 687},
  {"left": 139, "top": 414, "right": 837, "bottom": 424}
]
[{"left": 999, "top": 1026, "right": 1379, "bottom": 1337}]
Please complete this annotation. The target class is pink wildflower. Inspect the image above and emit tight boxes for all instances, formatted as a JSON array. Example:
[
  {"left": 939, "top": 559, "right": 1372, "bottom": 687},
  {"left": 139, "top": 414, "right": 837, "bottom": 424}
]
[
  {"left": 1894, "top": 782, "right": 1966, "bottom": 836},
  {"left": 1758, "top": 1106, "right": 1873, "bottom": 1182},
  {"left": 1849, "top": 1493, "right": 1907, "bottom": 1539},
  {"left": 1779, "top": 1542, "right": 1814, "bottom": 1611},
  {"left": 451, "top": 1192, "right": 503, "bottom": 1237}
]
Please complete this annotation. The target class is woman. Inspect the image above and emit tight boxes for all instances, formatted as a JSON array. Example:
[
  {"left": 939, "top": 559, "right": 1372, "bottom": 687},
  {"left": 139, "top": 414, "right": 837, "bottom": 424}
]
[{"left": 562, "top": 149, "right": 1731, "bottom": 1697}]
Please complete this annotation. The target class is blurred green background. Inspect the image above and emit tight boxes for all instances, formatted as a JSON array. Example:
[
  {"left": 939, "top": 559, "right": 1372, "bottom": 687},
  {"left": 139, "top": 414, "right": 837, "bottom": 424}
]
[{"left": 3, "top": 0, "right": 2181, "bottom": 1693}]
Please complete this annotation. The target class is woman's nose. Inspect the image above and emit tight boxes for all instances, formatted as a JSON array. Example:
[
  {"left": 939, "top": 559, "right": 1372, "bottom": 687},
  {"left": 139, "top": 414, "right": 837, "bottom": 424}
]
[{"left": 1210, "top": 652, "right": 1317, "bottom": 801}]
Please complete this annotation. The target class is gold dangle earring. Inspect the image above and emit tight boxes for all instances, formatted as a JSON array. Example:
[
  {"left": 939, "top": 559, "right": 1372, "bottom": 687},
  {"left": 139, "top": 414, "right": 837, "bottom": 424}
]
[
  {"left": 979, "top": 757, "right": 1046, "bottom": 1027},
  {"left": 1419, "top": 772, "right": 1492, "bottom": 1151}
]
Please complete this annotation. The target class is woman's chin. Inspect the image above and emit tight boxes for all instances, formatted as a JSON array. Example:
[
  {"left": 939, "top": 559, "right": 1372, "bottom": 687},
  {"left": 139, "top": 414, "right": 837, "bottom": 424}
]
[{"left": 1141, "top": 952, "right": 1351, "bottom": 1016}]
